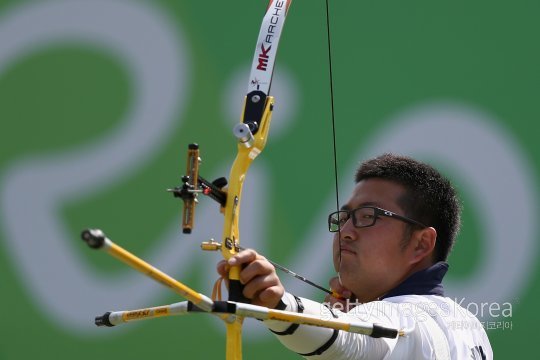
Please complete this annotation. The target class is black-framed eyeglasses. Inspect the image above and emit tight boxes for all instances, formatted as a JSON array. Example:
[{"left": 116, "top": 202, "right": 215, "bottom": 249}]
[{"left": 328, "top": 206, "right": 427, "bottom": 232}]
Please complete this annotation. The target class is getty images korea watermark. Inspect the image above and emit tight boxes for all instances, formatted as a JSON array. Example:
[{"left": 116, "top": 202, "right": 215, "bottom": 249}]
[{"left": 321, "top": 298, "right": 513, "bottom": 331}]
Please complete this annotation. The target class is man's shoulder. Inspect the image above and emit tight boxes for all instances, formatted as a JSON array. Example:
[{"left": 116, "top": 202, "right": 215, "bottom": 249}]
[
  {"left": 381, "top": 294, "right": 485, "bottom": 325},
  {"left": 381, "top": 294, "right": 492, "bottom": 359}
]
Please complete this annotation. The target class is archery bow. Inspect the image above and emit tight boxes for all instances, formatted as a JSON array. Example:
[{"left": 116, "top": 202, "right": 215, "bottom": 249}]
[
  {"left": 170, "top": 0, "right": 346, "bottom": 303},
  {"left": 171, "top": 1, "right": 294, "bottom": 358},
  {"left": 174, "top": 0, "right": 293, "bottom": 302}
]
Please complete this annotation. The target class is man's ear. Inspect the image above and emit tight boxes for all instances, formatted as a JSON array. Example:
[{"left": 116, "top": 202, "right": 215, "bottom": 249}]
[{"left": 409, "top": 227, "right": 437, "bottom": 264}]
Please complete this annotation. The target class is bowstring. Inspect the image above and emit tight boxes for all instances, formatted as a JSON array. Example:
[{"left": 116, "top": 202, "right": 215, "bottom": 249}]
[{"left": 324, "top": 0, "right": 343, "bottom": 287}]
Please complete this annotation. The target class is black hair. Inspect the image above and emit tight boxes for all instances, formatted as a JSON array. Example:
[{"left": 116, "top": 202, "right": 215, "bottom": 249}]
[{"left": 355, "top": 153, "right": 461, "bottom": 262}]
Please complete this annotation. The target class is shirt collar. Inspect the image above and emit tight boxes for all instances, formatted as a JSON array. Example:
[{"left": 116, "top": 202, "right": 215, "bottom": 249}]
[{"left": 381, "top": 261, "right": 449, "bottom": 299}]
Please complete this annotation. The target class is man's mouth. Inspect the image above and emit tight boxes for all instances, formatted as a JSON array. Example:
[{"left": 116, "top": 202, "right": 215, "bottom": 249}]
[{"left": 340, "top": 246, "right": 356, "bottom": 255}]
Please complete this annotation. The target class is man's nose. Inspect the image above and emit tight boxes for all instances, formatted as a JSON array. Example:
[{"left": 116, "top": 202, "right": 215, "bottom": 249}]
[{"left": 339, "top": 217, "right": 357, "bottom": 241}]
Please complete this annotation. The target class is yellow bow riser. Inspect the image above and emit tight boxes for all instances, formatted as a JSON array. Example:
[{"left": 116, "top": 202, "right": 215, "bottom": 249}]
[
  {"left": 220, "top": 95, "right": 274, "bottom": 360},
  {"left": 222, "top": 95, "right": 274, "bottom": 287}
]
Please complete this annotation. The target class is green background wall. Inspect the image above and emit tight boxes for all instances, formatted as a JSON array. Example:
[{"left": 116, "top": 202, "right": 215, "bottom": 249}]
[{"left": 0, "top": 0, "right": 537, "bottom": 358}]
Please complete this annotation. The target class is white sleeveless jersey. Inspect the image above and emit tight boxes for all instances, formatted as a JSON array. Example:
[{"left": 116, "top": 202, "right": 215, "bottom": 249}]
[{"left": 265, "top": 293, "right": 493, "bottom": 359}]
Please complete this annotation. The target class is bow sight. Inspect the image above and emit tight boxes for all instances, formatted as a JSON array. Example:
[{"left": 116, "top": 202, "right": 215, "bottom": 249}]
[{"left": 167, "top": 143, "right": 227, "bottom": 234}]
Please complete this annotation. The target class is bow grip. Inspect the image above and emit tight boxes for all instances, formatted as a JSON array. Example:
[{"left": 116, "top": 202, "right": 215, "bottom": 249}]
[{"left": 228, "top": 278, "right": 250, "bottom": 304}]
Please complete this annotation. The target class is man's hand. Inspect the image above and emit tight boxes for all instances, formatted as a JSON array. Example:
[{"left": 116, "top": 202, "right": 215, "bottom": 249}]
[
  {"left": 216, "top": 249, "right": 285, "bottom": 309},
  {"left": 324, "top": 276, "right": 354, "bottom": 312}
]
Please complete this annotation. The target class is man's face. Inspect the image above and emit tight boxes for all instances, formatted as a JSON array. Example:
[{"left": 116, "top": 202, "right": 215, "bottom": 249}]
[{"left": 332, "top": 178, "right": 416, "bottom": 302}]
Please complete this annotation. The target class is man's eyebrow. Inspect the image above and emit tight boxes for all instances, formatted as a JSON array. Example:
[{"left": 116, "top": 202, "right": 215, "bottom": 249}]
[
  {"left": 340, "top": 201, "right": 380, "bottom": 211},
  {"left": 361, "top": 201, "right": 380, "bottom": 207}
]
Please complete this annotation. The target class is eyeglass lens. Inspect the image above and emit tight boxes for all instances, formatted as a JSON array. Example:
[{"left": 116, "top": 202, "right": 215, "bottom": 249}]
[{"left": 329, "top": 207, "right": 378, "bottom": 232}]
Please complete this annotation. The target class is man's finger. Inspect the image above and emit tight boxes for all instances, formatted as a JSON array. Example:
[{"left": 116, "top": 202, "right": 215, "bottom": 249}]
[
  {"left": 329, "top": 276, "right": 352, "bottom": 299},
  {"left": 216, "top": 260, "right": 230, "bottom": 277},
  {"left": 239, "top": 258, "right": 273, "bottom": 285},
  {"left": 228, "top": 249, "right": 259, "bottom": 266},
  {"left": 242, "top": 273, "right": 280, "bottom": 300}
]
